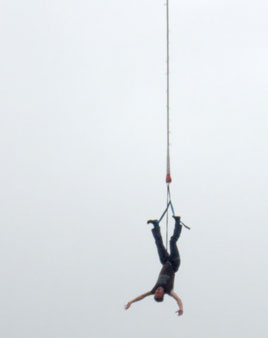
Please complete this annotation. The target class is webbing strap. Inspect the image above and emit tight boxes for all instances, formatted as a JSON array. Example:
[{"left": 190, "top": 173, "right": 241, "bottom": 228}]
[
  {"left": 169, "top": 200, "right": 175, "bottom": 216},
  {"left": 158, "top": 195, "right": 190, "bottom": 231},
  {"left": 181, "top": 221, "right": 191, "bottom": 230},
  {"left": 158, "top": 201, "right": 174, "bottom": 223}
]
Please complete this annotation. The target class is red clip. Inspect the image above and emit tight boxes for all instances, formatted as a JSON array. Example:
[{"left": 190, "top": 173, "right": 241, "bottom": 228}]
[{"left": 166, "top": 173, "right": 172, "bottom": 183}]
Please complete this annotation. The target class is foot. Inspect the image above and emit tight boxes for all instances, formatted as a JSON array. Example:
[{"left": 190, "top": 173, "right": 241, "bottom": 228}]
[
  {"left": 147, "top": 219, "right": 159, "bottom": 227},
  {"left": 172, "top": 216, "right": 181, "bottom": 222}
]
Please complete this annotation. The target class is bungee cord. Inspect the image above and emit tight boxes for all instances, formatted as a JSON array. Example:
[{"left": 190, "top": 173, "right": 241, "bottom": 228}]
[
  {"left": 160, "top": 0, "right": 190, "bottom": 250},
  {"left": 165, "top": 0, "right": 172, "bottom": 250}
]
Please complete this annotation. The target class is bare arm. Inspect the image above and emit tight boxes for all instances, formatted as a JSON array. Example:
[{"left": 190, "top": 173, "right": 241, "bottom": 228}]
[
  {"left": 170, "top": 290, "right": 184, "bottom": 316},
  {"left": 125, "top": 291, "right": 151, "bottom": 310}
]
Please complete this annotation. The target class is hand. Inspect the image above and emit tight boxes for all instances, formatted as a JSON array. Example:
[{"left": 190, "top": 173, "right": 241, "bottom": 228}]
[
  {"left": 125, "top": 302, "right": 132, "bottom": 310},
  {"left": 175, "top": 309, "right": 183, "bottom": 316}
]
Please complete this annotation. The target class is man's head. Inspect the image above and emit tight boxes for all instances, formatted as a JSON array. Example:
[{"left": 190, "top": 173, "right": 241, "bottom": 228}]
[{"left": 154, "top": 287, "right": 164, "bottom": 302}]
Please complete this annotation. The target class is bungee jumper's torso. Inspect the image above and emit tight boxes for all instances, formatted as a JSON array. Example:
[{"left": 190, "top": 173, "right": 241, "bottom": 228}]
[{"left": 151, "top": 261, "right": 175, "bottom": 295}]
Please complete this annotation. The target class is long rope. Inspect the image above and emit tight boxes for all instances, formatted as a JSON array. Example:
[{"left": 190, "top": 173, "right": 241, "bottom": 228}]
[
  {"left": 158, "top": 2, "right": 190, "bottom": 241},
  {"left": 165, "top": 0, "right": 171, "bottom": 249},
  {"left": 166, "top": 0, "right": 171, "bottom": 185}
]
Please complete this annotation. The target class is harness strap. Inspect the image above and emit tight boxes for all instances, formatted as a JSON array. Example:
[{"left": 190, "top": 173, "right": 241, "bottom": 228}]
[{"left": 158, "top": 201, "right": 172, "bottom": 223}]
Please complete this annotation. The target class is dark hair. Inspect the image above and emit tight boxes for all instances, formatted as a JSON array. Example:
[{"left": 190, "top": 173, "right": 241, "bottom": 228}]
[{"left": 154, "top": 294, "right": 164, "bottom": 302}]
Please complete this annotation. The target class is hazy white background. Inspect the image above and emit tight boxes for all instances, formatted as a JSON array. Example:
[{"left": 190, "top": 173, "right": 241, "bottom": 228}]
[{"left": 0, "top": 0, "right": 267, "bottom": 337}]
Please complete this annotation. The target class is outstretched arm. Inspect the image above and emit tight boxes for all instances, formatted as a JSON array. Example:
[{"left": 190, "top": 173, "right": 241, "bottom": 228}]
[
  {"left": 125, "top": 291, "right": 151, "bottom": 310},
  {"left": 170, "top": 290, "right": 184, "bottom": 316}
]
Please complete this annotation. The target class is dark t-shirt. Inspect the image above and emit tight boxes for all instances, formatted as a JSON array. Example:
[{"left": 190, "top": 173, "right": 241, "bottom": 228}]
[{"left": 151, "top": 261, "right": 175, "bottom": 295}]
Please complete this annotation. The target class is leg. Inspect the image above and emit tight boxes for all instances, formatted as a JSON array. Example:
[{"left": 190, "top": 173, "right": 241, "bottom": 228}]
[
  {"left": 169, "top": 219, "right": 182, "bottom": 272},
  {"left": 151, "top": 225, "right": 169, "bottom": 265},
  {"left": 170, "top": 217, "right": 182, "bottom": 242}
]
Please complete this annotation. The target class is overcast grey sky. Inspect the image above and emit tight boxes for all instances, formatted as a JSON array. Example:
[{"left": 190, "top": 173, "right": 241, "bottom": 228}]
[{"left": 0, "top": 0, "right": 268, "bottom": 337}]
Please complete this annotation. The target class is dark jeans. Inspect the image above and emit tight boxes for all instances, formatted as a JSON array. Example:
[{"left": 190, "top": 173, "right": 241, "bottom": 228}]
[{"left": 152, "top": 220, "right": 181, "bottom": 272}]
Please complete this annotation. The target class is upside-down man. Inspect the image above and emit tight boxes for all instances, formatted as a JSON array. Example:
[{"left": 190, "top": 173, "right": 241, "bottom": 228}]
[{"left": 125, "top": 216, "right": 184, "bottom": 316}]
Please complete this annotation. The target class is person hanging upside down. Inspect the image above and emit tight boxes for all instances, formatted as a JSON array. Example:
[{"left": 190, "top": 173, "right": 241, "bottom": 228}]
[{"left": 125, "top": 216, "right": 184, "bottom": 316}]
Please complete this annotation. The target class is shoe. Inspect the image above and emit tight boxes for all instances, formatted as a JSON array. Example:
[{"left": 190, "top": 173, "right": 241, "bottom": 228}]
[
  {"left": 172, "top": 216, "right": 181, "bottom": 222},
  {"left": 147, "top": 219, "right": 159, "bottom": 227}
]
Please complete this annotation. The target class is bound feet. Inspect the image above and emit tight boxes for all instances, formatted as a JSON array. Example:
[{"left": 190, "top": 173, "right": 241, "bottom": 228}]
[
  {"left": 147, "top": 217, "right": 181, "bottom": 226},
  {"left": 172, "top": 216, "right": 181, "bottom": 223},
  {"left": 147, "top": 219, "right": 159, "bottom": 227}
]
